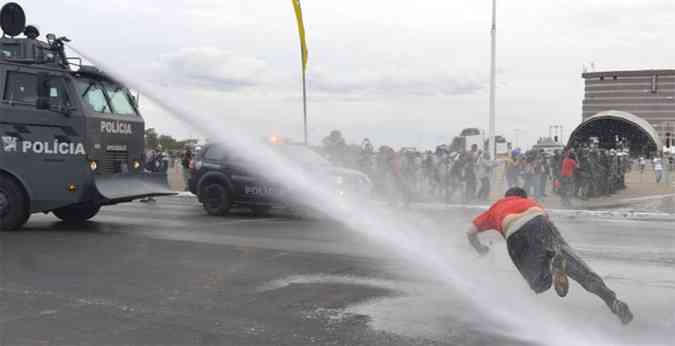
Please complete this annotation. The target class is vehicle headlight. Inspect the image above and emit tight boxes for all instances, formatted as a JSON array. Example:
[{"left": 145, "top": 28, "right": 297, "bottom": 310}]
[
  {"left": 89, "top": 160, "right": 98, "bottom": 171},
  {"left": 335, "top": 176, "right": 344, "bottom": 185},
  {"left": 132, "top": 160, "right": 141, "bottom": 169}
]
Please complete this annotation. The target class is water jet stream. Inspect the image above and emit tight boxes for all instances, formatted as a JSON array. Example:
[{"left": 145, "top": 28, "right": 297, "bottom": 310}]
[{"left": 67, "top": 44, "right": 619, "bottom": 346}]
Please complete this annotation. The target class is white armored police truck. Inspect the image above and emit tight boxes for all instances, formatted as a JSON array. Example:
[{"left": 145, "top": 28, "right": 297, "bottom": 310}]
[{"left": 0, "top": 3, "right": 173, "bottom": 230}]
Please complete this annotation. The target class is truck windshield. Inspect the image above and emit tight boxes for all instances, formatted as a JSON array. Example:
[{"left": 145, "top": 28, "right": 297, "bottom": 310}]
[
  {"left": 104, "top": 83, "right": 137, "bottom": 115},
  {"left": 74, "top": 78, "right": 137, "bottom": 115},
  {"left": 75, "top": 79, "right": 110, "bottom": 113}
]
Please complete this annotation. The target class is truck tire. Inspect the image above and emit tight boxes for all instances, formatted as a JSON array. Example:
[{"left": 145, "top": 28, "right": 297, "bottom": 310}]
[
  {"left": 201, "top": 182, "right": 231, "bottom": 216},
  {"left": 52, "top": 203, "right": 101, "bottom": 223},
  {"left": 0, "top": 175, "right": 30, "bottom": 231}
]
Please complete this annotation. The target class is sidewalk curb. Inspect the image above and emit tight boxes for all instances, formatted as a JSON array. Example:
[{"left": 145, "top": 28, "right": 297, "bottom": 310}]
[{"left": 410, "top": 202, "right": 675, "bottom": 221}]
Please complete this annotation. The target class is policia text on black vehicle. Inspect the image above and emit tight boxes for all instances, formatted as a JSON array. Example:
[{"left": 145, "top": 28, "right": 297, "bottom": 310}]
[{"left": 0, "top": 2, "right": 172, "bottom": 230}]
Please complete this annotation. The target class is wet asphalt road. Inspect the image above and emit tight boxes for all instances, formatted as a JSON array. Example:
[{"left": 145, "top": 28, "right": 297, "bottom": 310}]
[{"left": 0, "top": 196, "right": 674, "bottom": 346}]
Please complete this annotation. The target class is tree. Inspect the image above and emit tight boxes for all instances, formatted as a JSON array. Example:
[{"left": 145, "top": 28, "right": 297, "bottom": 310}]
[
  {"left": 145, "top": 128, "right": 159, "bottom": 149},
  {"left": 177, "top": 138, "right": 199, "bottom": 149},
  {"left": 322, "top": 130, "right": 346, "bottom": 148},
  {"left": 321, "top": 130, "right": 347, "bottom": 164},
  {"left": 145, "top": 128, "right": 199, "bottom": 151},
  {"left": 158, "top": 134, "right": 178, "bottom": 150}
]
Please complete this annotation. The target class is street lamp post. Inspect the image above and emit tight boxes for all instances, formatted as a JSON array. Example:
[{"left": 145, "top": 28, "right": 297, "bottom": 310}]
[{"left": 488, "top": 0, "right": 497, "bottom": 160}]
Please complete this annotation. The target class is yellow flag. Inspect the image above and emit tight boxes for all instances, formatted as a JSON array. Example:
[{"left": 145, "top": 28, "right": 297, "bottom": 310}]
[{"left": 291, "top": 0, "right": 308, "bottom": 71}]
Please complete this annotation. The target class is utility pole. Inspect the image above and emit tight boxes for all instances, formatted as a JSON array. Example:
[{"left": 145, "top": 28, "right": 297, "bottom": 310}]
[{"left": 488, "top": 0, "right": 497, "bottom": 160}]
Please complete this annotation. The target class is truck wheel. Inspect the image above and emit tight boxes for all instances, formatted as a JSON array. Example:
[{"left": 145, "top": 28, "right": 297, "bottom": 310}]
[
  {"left": 52, "top": 203, "right": 101, "bottom": 223},
  {"left": 201, "top": 182, "right": 231, "bottom": 216},
  {"left": 250, "top": 205, "right": 271, "bottom": 216},
  {"left": 0, "top": 175, "right": 30, "bottom": 231}
]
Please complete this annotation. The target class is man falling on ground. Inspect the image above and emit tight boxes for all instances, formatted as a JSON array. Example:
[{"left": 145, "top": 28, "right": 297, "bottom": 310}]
[{"left": 466, "top": 187, "right": 634, "bottom": 324}]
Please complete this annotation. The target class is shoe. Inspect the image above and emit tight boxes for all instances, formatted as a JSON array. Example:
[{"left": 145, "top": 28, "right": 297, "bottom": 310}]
[
  {"left": 551, "top": 253, "right": 569, "bottom": 298},
  {"left": 611, "top": 299, "right": 634, "bottom": 325}
]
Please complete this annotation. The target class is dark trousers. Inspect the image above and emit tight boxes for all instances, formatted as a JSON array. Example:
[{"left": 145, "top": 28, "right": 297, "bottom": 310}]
[
  {"left": 477, "top": 177, "right": 490, "bottom": 200},
  {"left": 506, "top": 216, "right": 616, "bottom": 307},
  {"left": 464, "top": 180, "right": 476, "bottom": 203},
  {"left": 538, "top": 175, "right": 547, "bottom": 197},
  {"left": 560, "top": 176, "right": 574, "bottom": 206},
  {"left": 523, "top": 175, "right": 535, "bottom": 196}
]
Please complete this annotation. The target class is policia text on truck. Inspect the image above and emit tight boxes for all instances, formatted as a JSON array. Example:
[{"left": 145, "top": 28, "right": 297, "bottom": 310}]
[{"left": 0, "top": 3, "right": 173, "bottom": 230}]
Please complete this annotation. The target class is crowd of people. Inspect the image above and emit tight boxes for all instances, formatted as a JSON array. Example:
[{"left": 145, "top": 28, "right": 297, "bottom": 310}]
[
  {"left": 139, "top": 145, "right": 193, "bottom": 202},
  {"left": 355, "top": 140, "right": 498, "bottom": 206},
  {"left": 559, "top": 147, "right": 632, "bottom": 204},
  {"left": 321, "top": 132, "right": 502, "bottom": 206},
  {"left": 148, "top": 129, "right": 654, "bottom": 207},
  {"left": 320, "top": 130, "right": 635, "bottom": 207}
]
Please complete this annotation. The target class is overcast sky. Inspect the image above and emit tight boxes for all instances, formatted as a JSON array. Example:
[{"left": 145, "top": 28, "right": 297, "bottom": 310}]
[{"left": 19, "top": 0, "right": 675, "bottom": 149}]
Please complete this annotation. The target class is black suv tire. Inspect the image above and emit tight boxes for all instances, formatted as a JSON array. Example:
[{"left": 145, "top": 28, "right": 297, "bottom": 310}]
[
  {"left": 201, "top": 182, "right": 232, "bottom": 216},
  {"left": 53, "top": 203, "right": 101, "bottom": 223},
  {"left": 0, "top": 175, "right": 30, "bottom": 231}
]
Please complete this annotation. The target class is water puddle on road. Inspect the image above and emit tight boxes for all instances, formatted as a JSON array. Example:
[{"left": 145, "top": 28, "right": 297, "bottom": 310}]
[
  {"left": 257, "top": 274, "right": 531, "bottom": 344},
  {"left": 259, "top": 272, "right": 675, "bottom": 346}
]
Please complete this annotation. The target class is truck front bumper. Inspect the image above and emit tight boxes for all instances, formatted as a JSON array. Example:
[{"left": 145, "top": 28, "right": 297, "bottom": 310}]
[{"left": 94, "top": 172, "right": 176, "bottom": 205}]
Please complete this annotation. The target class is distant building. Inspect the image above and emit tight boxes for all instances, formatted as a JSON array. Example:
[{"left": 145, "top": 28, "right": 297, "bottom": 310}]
[
  {"left": 532, "top": 137, "right": 564, "bottom": 155},
  {"left": 449, "top": 128, "right": 511, "bottom": 157},
  {"left": 569, "top": 70, "right": 675, "bottom": 155}
]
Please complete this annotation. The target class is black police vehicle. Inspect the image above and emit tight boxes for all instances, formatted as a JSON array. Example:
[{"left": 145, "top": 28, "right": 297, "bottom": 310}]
[
  {"left": 0, "top": 3, "right": 172, "bottom": 230},
  {"left": 188, "top": 141, "right": 372, "bottom": 216}
]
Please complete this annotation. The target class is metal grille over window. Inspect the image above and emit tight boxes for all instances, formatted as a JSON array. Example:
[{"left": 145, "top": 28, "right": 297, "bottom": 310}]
[{"left": 3, "top": 71, "right": 37, "bottom": 104}]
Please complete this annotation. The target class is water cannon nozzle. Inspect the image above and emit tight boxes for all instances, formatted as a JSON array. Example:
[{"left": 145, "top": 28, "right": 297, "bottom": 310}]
[{"left": 46, "top": 34, "right": 69, "bottom": 43}]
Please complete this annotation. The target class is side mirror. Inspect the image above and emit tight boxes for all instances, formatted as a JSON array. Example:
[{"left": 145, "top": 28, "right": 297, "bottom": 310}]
[{"left": 36, "top": 72, "right": 50, "bottom": 110}]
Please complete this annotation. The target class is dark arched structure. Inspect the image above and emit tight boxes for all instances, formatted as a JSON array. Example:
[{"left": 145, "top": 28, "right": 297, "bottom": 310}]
[{"left": 568, "top": 110, "right": 661, "bottom": 156}]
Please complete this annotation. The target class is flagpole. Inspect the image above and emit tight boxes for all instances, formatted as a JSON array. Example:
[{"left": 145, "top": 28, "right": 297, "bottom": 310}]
[
  {"left": 292, "top": 0, "right": 309, "bottom": 145},
  {"left": 488, "top": 0, "right": 496, "bottom": 160},
  {"left": 302, "top": 58, "right": 308, "bottom": 145}
]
